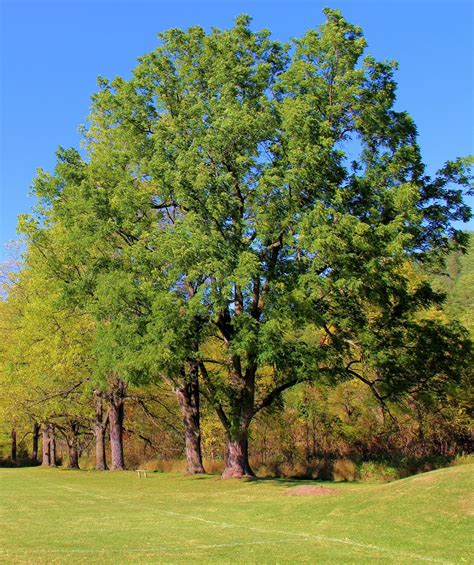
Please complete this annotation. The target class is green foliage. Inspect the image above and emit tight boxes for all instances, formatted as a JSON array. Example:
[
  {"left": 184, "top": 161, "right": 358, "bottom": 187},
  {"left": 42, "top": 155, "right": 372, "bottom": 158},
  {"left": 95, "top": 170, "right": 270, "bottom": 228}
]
[
  {"left": 5, "top": 10, "right": 473, "bottom": 473},
  {"left": 431, "top": 232, "right": 474, "bottom": 334},
  {"left": 0, "top": 245, "right": 94, "bottom": 440}
]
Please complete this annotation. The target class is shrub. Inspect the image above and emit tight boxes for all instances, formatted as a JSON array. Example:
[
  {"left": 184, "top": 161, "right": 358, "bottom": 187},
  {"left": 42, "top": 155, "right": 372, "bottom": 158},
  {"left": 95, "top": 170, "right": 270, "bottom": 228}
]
[
  {"left": 357, "top": 461, "right": 398, "bottom": 482},
  {"left": 332, "top": 459, "right": 357, "bottom": 482}
]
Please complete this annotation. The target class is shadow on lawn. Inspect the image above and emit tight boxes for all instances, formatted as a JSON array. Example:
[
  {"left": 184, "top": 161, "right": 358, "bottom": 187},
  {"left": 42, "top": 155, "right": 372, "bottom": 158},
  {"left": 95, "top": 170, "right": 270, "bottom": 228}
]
[{"left": 0, "top": 457, "right": 41, "bottom": 468}]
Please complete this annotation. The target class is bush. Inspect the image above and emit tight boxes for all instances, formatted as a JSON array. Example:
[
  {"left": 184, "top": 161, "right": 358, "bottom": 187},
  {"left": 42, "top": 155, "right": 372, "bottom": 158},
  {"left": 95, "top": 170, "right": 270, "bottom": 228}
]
[
  {"left": 203, "top": 459, "right": 225, "bottom": 474},
  {"left": 357, "top": 461, "right": 398, "bottom": 482},
  {"left": 140, "top": 459, "right": 187, "bottom": 473},
  {"left": 332, "top": 459, "right": 357, "bottom": 482}
]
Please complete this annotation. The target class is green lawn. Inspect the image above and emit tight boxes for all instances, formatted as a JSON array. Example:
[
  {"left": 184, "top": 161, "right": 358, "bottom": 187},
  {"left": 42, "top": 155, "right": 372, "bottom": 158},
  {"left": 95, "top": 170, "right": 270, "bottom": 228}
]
[{"left": 0, "top": 464, "right": 472, "bottom": 564}]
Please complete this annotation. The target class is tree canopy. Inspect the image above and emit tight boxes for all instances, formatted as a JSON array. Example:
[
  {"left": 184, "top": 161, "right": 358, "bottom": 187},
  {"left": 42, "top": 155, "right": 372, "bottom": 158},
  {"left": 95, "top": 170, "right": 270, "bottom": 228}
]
[{"left": 7, "top": 9, "right": 473, "bottom": 477}]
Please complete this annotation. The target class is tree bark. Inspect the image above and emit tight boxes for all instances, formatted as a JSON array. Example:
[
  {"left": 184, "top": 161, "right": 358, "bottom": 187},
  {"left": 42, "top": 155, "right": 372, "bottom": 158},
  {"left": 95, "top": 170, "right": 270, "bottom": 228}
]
[
  {"left": 41, "top": 424, "right": 56, "bottom": 466},
  {"left": 49, "top": 425, "right": 57, "bottom": 467},
  {"left": 67, "top": 421, "right": 80, "bottom": 469},
  {"left": 41, "top": 426, "right": 50, "bottom": 466},
  {"left": 109, "top": 403, "right": 125, "bottom": 470},
  {"left": 11, "top": 429, "right": 17, "bottom": 462},
  {"left": 200, "top": 352, "right": 257, "bottom": 479},
  {"left": 94, "top": 390, "right": 108, "bottom": 470},
  {"left": 107, "top": 379, "right": 126, "bottom": 470},
  {"left": 176, "top": 362, "right": 205, "bottom": 474},
  {"left": 32, "top": 422, "right": 40, "bottom": 462},
  {"left": 221, "top": 361, "right": 256, "bottom": 479},
  {"left": 222, "top": 428, "right": 254, "bottom": 479}
]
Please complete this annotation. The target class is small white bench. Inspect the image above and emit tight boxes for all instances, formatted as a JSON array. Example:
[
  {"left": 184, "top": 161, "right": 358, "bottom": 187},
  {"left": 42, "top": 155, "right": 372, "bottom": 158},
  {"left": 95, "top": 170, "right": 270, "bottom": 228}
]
[{"left": 136, "top": 469, "right": 148, "bottom": 478}]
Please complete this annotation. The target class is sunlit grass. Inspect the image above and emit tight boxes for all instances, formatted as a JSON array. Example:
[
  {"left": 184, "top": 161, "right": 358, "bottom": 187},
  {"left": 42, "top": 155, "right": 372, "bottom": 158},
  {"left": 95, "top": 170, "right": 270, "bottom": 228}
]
[{"left": 0, "top": 464, "right": 472, "bottom": 563}]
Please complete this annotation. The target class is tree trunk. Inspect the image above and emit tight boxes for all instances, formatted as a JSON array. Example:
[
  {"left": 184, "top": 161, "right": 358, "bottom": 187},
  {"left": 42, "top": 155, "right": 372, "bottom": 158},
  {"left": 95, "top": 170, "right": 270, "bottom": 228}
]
[
  {"left": 94, "top": 390, "right": 108, "bottom": 470},
  {"left": 202, "top": 355, "right": 257, "bottom": 479},
  {"left": 32, "top": 422, "right": 40, "bottom": 462},
  {"left": 222, "top": 428, "right": 254, "bottom": 479},
  {"left": 49, "top": 425, "right": 57, "bottom": 467},
  {"left": 11, "top": 429, "right": 17, "bottom": 462},
  {"left": 107, "top": 379, "right": 126, "bottom": 470},
  {"left": 176, "top": 363, "right": 205, "bottom": 474},
  {"left": 109, "top": 402, "right": 125, "bottom": 470},
  {"left": 67, "top": 421, "right": 80, "bottom": 469},
  {"left": 41, "top": 425, "right": 51, "bottom": 466},
  {"left": 67, "top": 443, "right": 79, "bottom": 469}
]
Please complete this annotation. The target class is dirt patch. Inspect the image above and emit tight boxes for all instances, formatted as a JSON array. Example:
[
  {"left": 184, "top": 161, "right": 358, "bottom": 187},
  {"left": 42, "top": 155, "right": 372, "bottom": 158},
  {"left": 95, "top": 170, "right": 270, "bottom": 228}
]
[
  {"left": 285, "top": 485, "right": 337, "bottom": 497},
  {"left": 411, "top": 473, "right": 438, "bottom": 483}
]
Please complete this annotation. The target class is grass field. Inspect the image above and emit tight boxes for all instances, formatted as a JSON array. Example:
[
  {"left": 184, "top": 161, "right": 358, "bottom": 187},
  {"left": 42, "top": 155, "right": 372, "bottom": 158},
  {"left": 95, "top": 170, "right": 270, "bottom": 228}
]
[{"left": 0, "top": 464, "right": 472, "bottom": 564}]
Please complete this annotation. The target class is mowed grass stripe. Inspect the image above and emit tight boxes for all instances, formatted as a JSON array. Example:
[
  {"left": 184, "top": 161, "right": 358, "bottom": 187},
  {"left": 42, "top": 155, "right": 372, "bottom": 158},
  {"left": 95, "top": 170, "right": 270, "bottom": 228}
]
[
  {"left": 0, "top": 465, "right": 471, "bottom": 563},
  {"left": 8, "top": 477, "right": 450, "bottom": 563}
]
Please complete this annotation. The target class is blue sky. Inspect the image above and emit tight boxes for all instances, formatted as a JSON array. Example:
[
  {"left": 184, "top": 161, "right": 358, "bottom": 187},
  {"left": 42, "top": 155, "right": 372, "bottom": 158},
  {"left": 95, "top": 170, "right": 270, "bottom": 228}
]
[{"left": 1, "top": 0, "right": 473, "bottom": 261}]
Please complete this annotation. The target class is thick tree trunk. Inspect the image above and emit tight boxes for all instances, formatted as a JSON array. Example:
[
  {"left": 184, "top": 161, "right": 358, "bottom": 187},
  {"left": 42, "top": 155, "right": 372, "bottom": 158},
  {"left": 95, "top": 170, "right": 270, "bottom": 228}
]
[
  {"left": 11, "top": 429, "right": 17, "bottom": 462},
  {"left": 176, "top": 363, "right": 205, "bottom": 474},
  {"left": 203, "top": 354, "right": 257, "bottom": 479},
  {"left": 67, "top": 443, "right": 79, "bottom": 469},
  {"left": 107, "top": 379, "right": 126, "bottom": 470},
  {"left": 221, "top": 361, "right": 256, "bottom": 479},
  {"left": 94, "top": 391, "right": 108, "bottom": 470},
  {"left": 41, "top": 424, "right": 56, "bottom": 467},
  {"left": 67, "top": 421, "right": 80, "bottom": 469},
  {"left": 222, "top": 428, "right": 254, "bottom": 479},
  {"left": 32, "top": 422, "right": 40, "bottom": 462}
]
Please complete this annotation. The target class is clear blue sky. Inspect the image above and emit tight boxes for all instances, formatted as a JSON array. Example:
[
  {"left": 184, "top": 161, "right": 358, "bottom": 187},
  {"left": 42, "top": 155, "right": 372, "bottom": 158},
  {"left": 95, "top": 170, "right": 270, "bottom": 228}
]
[{"left": 1, "top": 0, "right": 473, "bottom": 261}]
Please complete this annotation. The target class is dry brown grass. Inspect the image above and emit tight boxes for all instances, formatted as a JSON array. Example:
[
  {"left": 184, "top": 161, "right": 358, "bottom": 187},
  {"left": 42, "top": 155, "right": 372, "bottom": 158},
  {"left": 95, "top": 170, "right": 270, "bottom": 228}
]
[
  {"left": 285, "top": 485, "right": 337, "bottom": 496},
  {"left": 139, "top": 458, "right": 225, "bottom": 474},
  {"left": 332, "top": 459, "right": 357, "bottom": 482}
]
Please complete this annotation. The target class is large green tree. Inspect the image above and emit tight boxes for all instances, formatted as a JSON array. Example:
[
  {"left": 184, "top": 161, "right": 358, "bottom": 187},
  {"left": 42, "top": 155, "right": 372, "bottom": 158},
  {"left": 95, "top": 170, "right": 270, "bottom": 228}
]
[{"left": 23, "top": 9, "right": 472, "bottom": 477}]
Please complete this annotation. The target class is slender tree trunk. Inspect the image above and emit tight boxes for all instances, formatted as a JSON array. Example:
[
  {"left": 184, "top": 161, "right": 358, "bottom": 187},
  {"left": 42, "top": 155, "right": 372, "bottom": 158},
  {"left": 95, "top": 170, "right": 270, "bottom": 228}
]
[
  {"left": 311, "top": 416, "right": 318, "bottom": 459},
  {"left": 32, "top": 422, "right": 40, "bottom": 462},
  {"left": 107, "top": 379, "right": 126, "bottom": 470},
  {"left": 49, "top": 425, "right": 57, "bottom": 467},
  {"left": 109, "top": 402, "right": 125, "bottom": 470},
  {"left": 176, "top": 363, "right": 205, "bottom": 474},
  {"left": 11, "top": 429, "right": 17, "bottom": 462},
  {"left": 67, "top": 421, "right": 80, "bottom": 469},
  {"left": 41, "top": 425, "right": 50, "bottom": 466},
  {"left": 94, "top": 390, "right": 108, "bottom": 470}
]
